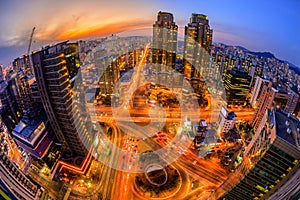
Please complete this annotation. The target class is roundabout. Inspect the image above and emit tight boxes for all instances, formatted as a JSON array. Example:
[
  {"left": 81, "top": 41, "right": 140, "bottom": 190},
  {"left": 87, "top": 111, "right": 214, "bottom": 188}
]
[
  {"left": 134, "top": 164, "right": 182, "bottom": 199},
  {"left": 145, "top": 163, "right": 168, "bottom": 186}
]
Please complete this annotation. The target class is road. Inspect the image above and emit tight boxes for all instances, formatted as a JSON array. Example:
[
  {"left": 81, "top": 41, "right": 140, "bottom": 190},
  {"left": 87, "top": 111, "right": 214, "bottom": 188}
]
[
  {"left": 112, "top": 43, "right": 149, "bottom": 200},
  {"left": 88, "top": 104, "right": 254, "bottom": 124},
  {"left": 86, "top": 43, "right": 252, "bottom": 199},
  {"left": 98, "top": 124, "right": 121, "bottom": 200},
  {"left": 0, "top": 40, "right": 257, "bottom": 200},
  {"left": 111, "top": 117, "right": 228, "bottom": 199},
  {"left": 69, "top": 44, "right": 151, "bottom": 200},
  {"left": 28, "top": 42, "right": 253, "bottom": 199},
  {"left": 78, "top": 42, "right": 254, "bottom": 200}
]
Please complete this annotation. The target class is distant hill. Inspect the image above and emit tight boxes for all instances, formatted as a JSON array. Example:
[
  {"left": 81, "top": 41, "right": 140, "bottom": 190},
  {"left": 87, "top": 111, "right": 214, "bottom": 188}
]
[
  {"left": 249, "top": 51, "right": 275, "bottom": 59},
  {"left": 235, "top": 45, "right": 249, "bottom": 52},
  {"left": 233, "top": 45, "right": 300, "bottom": 75},
  {"left": 288, "top": 62, "right": 300, "bottom": 75}
]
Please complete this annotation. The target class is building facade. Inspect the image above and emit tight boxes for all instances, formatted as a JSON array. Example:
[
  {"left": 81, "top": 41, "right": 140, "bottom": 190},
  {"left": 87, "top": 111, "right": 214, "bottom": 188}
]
[
  {"left": 152, "top": 11, "right": 178, "bottom": 70},
  {"left": 268, "top": 168, "right": 300, "bottom": 200},
  {"left": 217, "top": 106, "right": 237, "bottom": 134},
  {"left": 251, "top": 82, "right": 298, "bottom": 131},
  {"left": 250, "top": 76, "right": 271, "bottom": 108},
  {"left": 285, "top": 89, "right": 299, "bottom": 114},
  {"left": 218, "top": 109, "right": 300, "bottom": 200},
  {"left": 250, "top": 80, "right": 273, "bottom": 130},
  {"left": 31, "top": 41, "right": 91, "bottom": 157},
  {"left": 12, "top": 110, "right": 54, "bottom": 159},
  {"left": 224, "top": 68, "right": 251, "bottom": 105},
  {"left": 0, "top": 152, "right": 41, "bottom": 200},
  {"left": 13, "top": 54, "right": 33, "bottom": 76},
  {"left": 183, "top": 13, "right": 212, "bottom": 79},
  {"left": 0, "top": 80, "right": 21, "bottom": 132}
]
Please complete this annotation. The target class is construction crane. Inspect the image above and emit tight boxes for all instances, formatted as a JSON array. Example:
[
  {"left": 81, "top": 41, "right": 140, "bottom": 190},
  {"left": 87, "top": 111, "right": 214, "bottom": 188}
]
[
  {"left": 27, "top": 27, "right": 35, "bottom": 56},
  {"left": 20, "top": 27, "right": 36, "bottom": 111},
  {"left": 23, "top": 27, "right": 36, "bottom": 76}
]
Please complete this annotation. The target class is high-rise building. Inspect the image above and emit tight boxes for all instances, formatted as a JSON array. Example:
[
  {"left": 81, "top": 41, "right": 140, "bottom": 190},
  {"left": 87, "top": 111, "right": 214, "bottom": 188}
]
[
  {"left": 250, "top": 76, "right": 271, "bottom": 108},
  {"left": 217, "top": 106, "right": 237, "bottom": 134},
  {"left": 31, "top": 41, "right": 91, "bottom": 157},
  {"left": 16, "top": 74, "right": 35, "bottom": 112},
  {"left": 285, "top": 89, "right": 299, "bottom": 114},
  {"left": 211, "top": 51, "right": 225, "bottom": 80},
  {"left": 152, "top": 11, "right": 178, "bottom": 69},
  {"left": 13, "top": 54, "right": 33, "bottom": 76},
  {"left": 29, "top": 80, "right": 41, "bottom": 103},
  {"left": 0, "top": 152, "right": 41, "bottom": 200},
  {"left": 152, "top": 11, "right": 180, "bottom": 91},
  {"left": 0, "top": 64, "right": 3, "bottom": 80},
  {"left": 224, "top": 68, "right": 251, "bottom": 105},
  {"left": 249, "top": 60, "right": 263, "bottom": 88},
  {"left": 273, "top": 87, "right": 289, "bottom": 109},
  {"left": 183, "top": 13, "right": 213, "bottom": 79},
  {"left": 250, "top": 80, "right": 273, "bottom": 130},
  {"left": 0, "top": 80, "right": 22, "bottom": 132},
  {"left": 95, "top": 48, "right": 122, "bottom": 98},
  {"left": 12, "top": 109, "right": 54, "bottom": 159},
  {"left": 218, "top": 109, "right": 300, "bottom": 200},
  {"left": 1, "top": 69, "right": 35, "bottom": 114},
  {"left": 251, "top": 82, "right": 297, "bottom": 131}
]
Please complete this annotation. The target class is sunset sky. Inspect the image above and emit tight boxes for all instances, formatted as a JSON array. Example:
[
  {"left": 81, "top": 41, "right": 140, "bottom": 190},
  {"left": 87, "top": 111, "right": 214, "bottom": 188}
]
[{"left": 0, "top": 0, "right": 299, "bottom": 66}]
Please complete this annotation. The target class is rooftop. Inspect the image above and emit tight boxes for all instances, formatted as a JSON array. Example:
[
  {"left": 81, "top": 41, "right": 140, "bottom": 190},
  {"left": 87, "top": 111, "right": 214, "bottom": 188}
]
[
  {"left": 220, "top": 106, "right": 236, "bottom": 120},
  {"left": 13, "top": 119, "right": 42, "bottom": 141},
  {"left": 274, "top": 109, "right": 300, "bottom": 148},
  {"left": 275, "top": 86, "right": 288, "bottom": 94}
]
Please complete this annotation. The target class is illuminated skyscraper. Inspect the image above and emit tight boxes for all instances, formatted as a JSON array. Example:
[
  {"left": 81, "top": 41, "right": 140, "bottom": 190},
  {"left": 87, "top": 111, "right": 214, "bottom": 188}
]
[
  {"left": 224, "top": 68, "right": 251, "bottom": 105},
  {"left": 251, "top": 83, "right": 295, "bottom": 131},
  {"left": 13, "top": 54, "right": 33, "bottom": 76},
  {"left": 183, "top": 13, "right": 213, "bottom": 79},
  {"left": 0, "top": 75, "right": 22, "bottom": 132},
  {"left": 250, "top": 76, "right": 271, "bottom": 108},
  {"left": 15, "top": 73, "right": 35, "bottom": 112},
  {"left": 250, "top": 79, "right": 273, "bottom": 131},
  {"left": 31, "top": 41, "right": 91, "bottom": 157},
  {"left": 152, "top": 11, "right": 178, "bottom": 69},
  {"left": 151, "top": 11, "right": 179, "bottom": 89}
]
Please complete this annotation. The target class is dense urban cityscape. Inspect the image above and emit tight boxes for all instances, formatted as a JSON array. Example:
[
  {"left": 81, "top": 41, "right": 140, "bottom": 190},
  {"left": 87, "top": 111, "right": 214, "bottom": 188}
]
[{"left": 0, "top": 1, "right": 299, "bottom": 200}]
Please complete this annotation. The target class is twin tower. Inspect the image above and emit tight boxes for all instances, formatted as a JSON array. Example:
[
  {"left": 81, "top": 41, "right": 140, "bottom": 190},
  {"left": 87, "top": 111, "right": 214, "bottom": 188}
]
[{"left": 152, "top": 11, "right": 213, "bottom": 79}]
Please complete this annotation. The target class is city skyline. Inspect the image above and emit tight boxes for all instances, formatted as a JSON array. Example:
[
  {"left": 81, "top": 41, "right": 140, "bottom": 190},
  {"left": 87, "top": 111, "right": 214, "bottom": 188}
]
[
  {"left": 1, "top": 8, "right": 300, "bottom": 199},
  {"left": 0, "top": 0, "right": 299, "bottom": 67}
]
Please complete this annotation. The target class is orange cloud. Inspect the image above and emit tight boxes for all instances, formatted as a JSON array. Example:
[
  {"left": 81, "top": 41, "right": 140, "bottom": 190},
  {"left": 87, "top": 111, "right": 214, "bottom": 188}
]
[{"left": 56, "top": 19, "right": 152, "bottom": 40}]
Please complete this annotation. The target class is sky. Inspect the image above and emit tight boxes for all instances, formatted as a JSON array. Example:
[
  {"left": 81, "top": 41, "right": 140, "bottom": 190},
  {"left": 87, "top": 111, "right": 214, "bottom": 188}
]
[{"left": 0, "top": 0, "right": 299, "bottom": 67}]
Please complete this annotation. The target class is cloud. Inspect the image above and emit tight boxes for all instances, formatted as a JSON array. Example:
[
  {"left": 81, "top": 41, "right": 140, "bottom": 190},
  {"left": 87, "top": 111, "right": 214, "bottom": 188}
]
[
  {"left": 0, "top": 0, "right": 157, "bottom": 47},
  {"left": 56, "top": 19, "right": 152, "bottom": 40}
]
